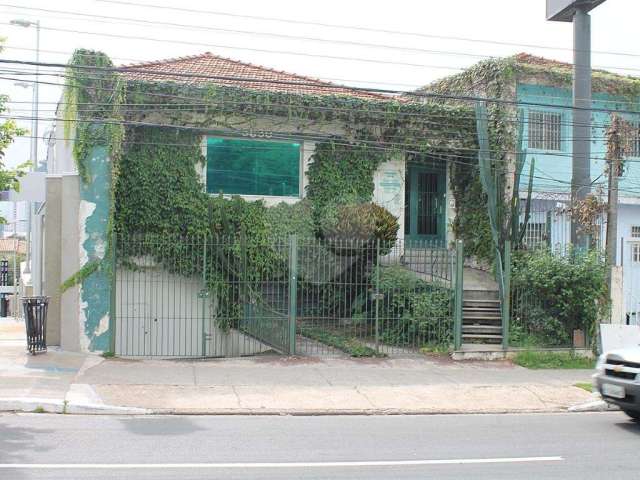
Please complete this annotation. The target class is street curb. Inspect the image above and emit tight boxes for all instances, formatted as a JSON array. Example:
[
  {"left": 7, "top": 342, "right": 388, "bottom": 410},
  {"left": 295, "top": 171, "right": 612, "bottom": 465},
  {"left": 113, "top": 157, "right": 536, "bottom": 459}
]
[
  {"left": 135, "top": 407, "right": 578, "bottom": 416},
  {"left": 0, "top": 398, "right": 150, "bottom": 415},
  {"left": 567, "top": 393, "right": 620, "bottom": 413}
]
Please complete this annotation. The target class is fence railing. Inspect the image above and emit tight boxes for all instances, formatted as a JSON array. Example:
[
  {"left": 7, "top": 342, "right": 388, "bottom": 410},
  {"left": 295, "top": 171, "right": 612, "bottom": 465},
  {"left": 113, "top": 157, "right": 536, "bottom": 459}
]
[{"left": 113, "top": 233, "right": 456, "bottom": 358}]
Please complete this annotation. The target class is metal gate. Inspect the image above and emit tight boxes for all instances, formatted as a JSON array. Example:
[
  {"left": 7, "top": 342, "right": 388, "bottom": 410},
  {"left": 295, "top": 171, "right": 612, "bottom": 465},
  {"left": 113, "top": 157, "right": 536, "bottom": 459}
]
[{"left": 113, "top": 233, "right": 455, "bottom": 358}]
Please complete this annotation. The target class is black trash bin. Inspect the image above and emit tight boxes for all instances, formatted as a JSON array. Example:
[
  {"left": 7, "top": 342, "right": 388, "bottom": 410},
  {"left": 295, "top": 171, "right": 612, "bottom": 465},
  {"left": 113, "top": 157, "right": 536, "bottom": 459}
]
[
  {"left": 0, "top": 293, "right": 8, "bottom": 317},
  {"left": 22, "top": 296, "right": 49, "bottom": 355}
]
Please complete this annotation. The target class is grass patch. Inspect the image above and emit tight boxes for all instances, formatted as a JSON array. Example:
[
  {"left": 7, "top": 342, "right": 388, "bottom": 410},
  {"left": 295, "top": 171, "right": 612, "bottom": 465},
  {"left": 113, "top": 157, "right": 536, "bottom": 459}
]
[
  {"left": 420, "top": 344, "right": 452, "bottom": 356},
  {"left": 101, "top": 351, "right": 115, "bottom": 358},
  {"left": 299, "top": 326, "right": 384, "bottom": 357},
  {"left": 574, "top": 382, "right": 593, "bottom": 392},
  {"left": 512, "top": 351, "right": 594, "bottom": 369},
  {"left": 33, "top": 406, "right": 46, "bottom": 413}
]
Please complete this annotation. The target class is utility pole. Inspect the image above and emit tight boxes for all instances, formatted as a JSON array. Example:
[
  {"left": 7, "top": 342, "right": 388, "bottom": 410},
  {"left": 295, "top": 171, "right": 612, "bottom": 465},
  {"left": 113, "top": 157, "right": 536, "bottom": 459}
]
[
  {"left": 547, "top": 1, "right": 607, "bottom": 247},
  {"left": 605, "top": 115, "right": 625, "bottom": 292},
  {"left": 10, "top": 19, "right": 40, "bottom": 283}
]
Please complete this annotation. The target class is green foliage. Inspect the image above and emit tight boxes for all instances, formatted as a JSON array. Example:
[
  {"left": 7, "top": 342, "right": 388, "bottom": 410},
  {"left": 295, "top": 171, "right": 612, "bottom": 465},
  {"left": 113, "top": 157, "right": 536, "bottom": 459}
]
[
  {"left": 63, "top": 49, "right": 125, "bottom": 183},
  {"left": 263, "top": 200, "right": 316, "bottom": 239},
  {"left": 450, "top": 159, "right": 493, "bottom": 263},
  {"left": 512, "top": 351, "right": 594, "bottom": 370},
  {"left": 298, "top": 326, "right": 383, "bottom": 357},
  {"left": 511, "top": 248, "right": 608, "bottom": 343},
  {"left": 0, "top": 42, "right": 29, "bottom": 220},
  {"left": 60, "top": 260, "right": 100, "bottom": 293},
  {"left": 306, "top": 142, "right": 384, "bottom": 215},
  {"left": 376, "top": 265, "right": 453, "bottom": 347},
  {"left": 574, "top": 382, "right": 593, "bottom": 392},
  {"left": 319, "top": 202, "right": 399, "bottom": 247}
]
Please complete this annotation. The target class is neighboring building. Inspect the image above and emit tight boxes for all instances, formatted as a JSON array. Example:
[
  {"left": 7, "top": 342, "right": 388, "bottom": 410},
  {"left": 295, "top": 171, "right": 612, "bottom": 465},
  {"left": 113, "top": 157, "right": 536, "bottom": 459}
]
[
  {"left": 423, "top": 53, "right": 640, "bottom": 323},
  {"left": 44, "top": 50, "right": 476, "bottom": 354}
]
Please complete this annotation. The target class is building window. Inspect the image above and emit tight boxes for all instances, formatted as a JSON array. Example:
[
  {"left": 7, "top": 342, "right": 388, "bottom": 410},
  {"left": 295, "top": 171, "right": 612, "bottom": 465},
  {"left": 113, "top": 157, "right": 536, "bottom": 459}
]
[
  {"left": 632, "top": 226, "right": 640, "bottom": 239},
  {"left": 528, "top": 110, "right": 562, "bottom": 151},
  {"left": 206, "top": 137, "right": 301, "bottom": 197},
  {"left": 626, "top": 123, "right": 640, "bottom": 158},
  {"left": 633, "top": 244, "right": 640, "bottom": 263},
  {"left": 521, "top": 222, "right": 547, "bottom": 249}
]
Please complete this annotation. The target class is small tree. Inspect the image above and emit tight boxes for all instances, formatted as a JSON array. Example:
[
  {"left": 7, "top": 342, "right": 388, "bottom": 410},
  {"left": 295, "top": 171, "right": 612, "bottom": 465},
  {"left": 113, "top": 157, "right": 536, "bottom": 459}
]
[{"left": 0, "top": 41, "right": 29, "bottom": 222}]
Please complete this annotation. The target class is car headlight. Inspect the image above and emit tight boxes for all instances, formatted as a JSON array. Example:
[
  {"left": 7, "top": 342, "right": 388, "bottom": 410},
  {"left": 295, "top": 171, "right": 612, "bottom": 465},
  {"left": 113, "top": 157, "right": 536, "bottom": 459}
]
[{"left": 595, "top": 354, "right": 606, "bottom": 374}]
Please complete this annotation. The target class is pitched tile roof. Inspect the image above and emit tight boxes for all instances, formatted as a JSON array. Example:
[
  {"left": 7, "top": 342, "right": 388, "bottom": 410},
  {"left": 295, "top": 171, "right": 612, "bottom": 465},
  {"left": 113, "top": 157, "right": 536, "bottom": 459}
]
[
  {"left": 120, "top": 52, "right": 386, "bottom": 100},
  {"left": 0, "top": 239, "right": 26, "bottom": 255}
]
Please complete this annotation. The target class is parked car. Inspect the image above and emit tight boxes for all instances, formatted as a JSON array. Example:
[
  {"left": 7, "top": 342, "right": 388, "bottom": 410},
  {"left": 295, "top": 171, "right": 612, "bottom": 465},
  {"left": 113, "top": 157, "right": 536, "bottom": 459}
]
[{"left": 594, "top": 347, "right": 640, "bottom": 420}]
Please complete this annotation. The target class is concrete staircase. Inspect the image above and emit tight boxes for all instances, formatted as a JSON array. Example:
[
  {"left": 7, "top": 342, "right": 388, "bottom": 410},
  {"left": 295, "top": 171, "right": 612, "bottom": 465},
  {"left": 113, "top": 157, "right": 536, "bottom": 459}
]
[{"left": 462, "top": 289, "right": 503, "bottom": 347}]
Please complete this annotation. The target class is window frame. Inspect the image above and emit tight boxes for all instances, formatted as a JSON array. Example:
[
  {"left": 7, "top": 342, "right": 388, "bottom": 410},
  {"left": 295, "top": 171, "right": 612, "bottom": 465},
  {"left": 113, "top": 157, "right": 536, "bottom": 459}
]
[
  {"left": 203, "top": 135, "right": 304, "bottom": 200},
  {"left": 632, "top": 243, "right": 640, "bottom": 264},
  {"left": 624, "top": 121, "right": 640, "bottom": 159},
  {"left": 631, "top": 225, "right": 640, "bottom": 239},
  {"left": 527, "top": 109, "right": 564, "bottom": 152}
]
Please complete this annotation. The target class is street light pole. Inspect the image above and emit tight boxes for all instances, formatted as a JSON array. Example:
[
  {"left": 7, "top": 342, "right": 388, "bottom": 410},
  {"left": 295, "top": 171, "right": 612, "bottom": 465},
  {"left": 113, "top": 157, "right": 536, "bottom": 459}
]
[{"left": 10, "top": 19, "right": 40, "bottom": 282}]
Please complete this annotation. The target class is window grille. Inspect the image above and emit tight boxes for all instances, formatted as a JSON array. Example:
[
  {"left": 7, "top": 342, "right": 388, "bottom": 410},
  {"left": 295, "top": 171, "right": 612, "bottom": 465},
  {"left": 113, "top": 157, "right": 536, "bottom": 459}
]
[
  {"left": 626, "top": 123, "right": 640, "bottom": 158},
  {"left": 528, "top": 111, "right": 562, "bottom": 151},
  {"left": 522, "top": 222, "right": 547, "bottom": 248},
  {"left": 632, "top": 226, "right": 640, "bottom": 239}
]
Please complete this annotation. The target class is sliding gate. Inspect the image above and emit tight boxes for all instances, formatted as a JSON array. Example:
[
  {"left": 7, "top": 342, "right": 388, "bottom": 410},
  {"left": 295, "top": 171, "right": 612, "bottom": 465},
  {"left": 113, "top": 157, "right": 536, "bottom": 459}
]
[{"left": 114, "top": 234, "right": 291, "bottom": 357}]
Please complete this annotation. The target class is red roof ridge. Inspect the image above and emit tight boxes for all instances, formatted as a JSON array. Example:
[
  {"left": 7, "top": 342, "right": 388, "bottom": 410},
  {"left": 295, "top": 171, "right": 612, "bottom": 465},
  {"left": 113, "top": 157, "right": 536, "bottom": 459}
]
[{"left": 120, "top": 51, "right": 336, "bottom": 87}]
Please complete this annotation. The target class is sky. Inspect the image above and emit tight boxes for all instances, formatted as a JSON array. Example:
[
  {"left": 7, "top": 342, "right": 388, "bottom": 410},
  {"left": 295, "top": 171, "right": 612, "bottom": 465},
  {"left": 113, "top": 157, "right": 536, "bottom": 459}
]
[{"left": 1, "top": 0, "right": 638, "bottom": 170}]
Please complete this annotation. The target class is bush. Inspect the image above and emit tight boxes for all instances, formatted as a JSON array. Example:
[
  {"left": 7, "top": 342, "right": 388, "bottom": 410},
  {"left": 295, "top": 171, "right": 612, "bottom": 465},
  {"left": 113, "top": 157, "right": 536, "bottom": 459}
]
[
  {"left": 318, "top": 202, "right": 399, "bottom": 255},
  {"left": 375, "top": 266, "right": 453, "bottom": 347},
  {"left": 264, "top": 200, "right": 315, "bottom": 240},
  {"left": 511, "top": 248, "right": 607, "bottom": 343}
]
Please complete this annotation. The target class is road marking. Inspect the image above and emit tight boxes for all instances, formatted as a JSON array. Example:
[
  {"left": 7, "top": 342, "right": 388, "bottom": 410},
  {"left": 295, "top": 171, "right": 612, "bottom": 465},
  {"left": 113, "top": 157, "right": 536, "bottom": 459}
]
[{"left": 0, "top": 457, "right": 563, "bottom": 469}]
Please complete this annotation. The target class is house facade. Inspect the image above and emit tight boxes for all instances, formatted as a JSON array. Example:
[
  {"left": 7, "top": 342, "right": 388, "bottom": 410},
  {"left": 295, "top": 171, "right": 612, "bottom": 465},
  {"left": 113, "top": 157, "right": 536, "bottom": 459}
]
[
  {"left": 43, "top": 50, "right": 475, "bottom": 354},
  {"left": 425, "top": 53, "right": 640, "bottom": 323}
]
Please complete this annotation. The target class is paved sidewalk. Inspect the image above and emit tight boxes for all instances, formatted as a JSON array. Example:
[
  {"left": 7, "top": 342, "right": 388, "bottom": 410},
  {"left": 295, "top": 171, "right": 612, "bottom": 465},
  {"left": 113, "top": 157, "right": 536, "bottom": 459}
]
[{"left": 0, "top": 331, "right": 594, "bottom": 414}]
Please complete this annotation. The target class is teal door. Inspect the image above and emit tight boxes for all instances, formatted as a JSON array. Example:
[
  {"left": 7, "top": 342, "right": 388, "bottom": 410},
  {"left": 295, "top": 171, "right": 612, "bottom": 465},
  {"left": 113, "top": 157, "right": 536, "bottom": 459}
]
[{"left": 405, "top": 165, "right": 446, "bottom": 244}]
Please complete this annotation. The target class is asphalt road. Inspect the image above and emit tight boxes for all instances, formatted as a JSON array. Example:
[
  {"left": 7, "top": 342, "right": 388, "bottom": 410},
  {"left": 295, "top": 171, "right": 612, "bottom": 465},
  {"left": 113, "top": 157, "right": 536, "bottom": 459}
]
[{"left": 0, "top": 412, "right": 638, "bottom": 479}]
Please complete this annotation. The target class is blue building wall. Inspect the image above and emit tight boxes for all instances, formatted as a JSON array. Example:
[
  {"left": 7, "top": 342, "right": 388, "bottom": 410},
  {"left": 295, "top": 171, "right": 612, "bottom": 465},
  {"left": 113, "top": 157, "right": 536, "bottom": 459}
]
[
  {"left": 517, "top": 83, "right": 640, "bottom": 196},
  {"left": 517, "top": 83, "right": 640, "bottom": 321}
]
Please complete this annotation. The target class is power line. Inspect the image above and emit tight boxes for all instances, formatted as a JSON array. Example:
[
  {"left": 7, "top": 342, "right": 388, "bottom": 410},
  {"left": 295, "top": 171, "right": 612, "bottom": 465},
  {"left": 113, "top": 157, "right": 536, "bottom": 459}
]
[
  {"left": 6, "top": 20, "right": 640, "bottom": 78},
  {"left": 94, "top": 0, "right": 640, "bottom": 61},
  {"left": 4, "top": 57, "right": 640, "bottom": 118},
  {"left": 5, "top": 4, "right": 640, "bottom": 76}
]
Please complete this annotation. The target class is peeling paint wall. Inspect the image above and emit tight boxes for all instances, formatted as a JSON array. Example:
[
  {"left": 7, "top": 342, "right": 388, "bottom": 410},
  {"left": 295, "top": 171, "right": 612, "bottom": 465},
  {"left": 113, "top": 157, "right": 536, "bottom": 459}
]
[{"left": 78, "top": 145, "right": 112, "bottom": 352}]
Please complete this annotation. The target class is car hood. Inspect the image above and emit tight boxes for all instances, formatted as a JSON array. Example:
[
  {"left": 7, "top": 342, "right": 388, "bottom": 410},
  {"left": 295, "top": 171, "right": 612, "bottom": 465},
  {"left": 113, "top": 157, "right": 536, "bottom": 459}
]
[{"left": 606, "top": 347, "right": 640, "bottom": 364}]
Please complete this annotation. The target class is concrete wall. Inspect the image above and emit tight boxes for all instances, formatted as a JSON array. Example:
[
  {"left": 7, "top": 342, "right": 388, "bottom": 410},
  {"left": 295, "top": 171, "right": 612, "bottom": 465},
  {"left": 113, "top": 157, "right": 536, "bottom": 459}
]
[
  {"left": 77, "top": 145, "right": 112, "bottom": 352},
  {"left": 44, "top": 174, "right": 81, "bottom": 350},
  {"left": 43, "top": 176, "right": 62, "bottom": 345},
  {"left": 372, "top": 154, "right": 406, "bottom": 243}
]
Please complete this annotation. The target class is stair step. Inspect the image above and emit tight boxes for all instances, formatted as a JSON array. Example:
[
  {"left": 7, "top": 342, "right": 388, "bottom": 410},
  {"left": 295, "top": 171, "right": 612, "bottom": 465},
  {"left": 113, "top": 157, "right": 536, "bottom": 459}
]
[
  {"left": 463, "top": 290, "right": 499, "bottom": 301},
  {"left": 463, "top": 307, "right": 501, "bottom": 313},
  {"left": 462, "top": 333, "right": 503, "bottom": 344},
  {"left": 463, "top": 314, "right": 501, "bottom": 320},
  {"left": 462, "top": 325, "right": 502, "bottom": 334}
]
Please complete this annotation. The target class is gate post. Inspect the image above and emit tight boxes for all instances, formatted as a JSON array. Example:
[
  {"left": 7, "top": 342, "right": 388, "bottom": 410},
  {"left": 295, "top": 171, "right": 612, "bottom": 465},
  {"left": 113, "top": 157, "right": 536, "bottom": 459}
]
[
  {"left": 374, "top": 239, "right": 380, "bottom": 354},
  {"left": 288, "top": 235, "right": 298, "bottom": 355},
  {"left": 109, "top": 229, "right": 117, "bottom": 354},
  {"left": 454, "top": 240, "right": 464, "bottom": 350},
  {"left": 502, "top": 240, "right": 511, "bottom": 350}
]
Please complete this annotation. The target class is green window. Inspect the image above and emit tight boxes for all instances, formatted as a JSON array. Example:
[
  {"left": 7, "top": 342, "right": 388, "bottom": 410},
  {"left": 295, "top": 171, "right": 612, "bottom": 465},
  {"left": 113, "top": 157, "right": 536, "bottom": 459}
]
[{"left": 206, "top": 137, "right": 301, "bottom": 197}]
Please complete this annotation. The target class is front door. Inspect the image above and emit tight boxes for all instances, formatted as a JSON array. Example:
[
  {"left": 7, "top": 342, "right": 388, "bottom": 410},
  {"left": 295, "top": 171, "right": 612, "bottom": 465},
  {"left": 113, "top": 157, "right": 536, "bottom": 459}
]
[{"left": 405, "top": 165, "right": 446, "bottom": 244}]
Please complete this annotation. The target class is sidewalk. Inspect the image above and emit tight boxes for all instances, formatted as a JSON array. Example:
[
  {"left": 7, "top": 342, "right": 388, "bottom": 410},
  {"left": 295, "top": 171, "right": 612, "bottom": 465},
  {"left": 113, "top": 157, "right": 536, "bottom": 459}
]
[{"left": 0, "top": 328, "right": 595, "bottom": 415}]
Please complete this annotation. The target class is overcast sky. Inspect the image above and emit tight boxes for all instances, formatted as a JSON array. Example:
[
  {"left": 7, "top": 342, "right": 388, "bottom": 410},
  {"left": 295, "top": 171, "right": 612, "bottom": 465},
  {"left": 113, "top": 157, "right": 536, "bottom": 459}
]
[{"left": 1, "top": 0, "right": 637, "bottom": 169}]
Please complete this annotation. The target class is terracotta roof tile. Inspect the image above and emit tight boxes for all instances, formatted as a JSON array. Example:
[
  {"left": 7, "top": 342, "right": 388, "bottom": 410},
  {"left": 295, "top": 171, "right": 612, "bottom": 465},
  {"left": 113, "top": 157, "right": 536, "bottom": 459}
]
[
  {"left": 120, "top": 52, "right": 387, "bottom": 100},
  {"left": 0, "top": 239, "right": 26, "bottom": 255}
]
